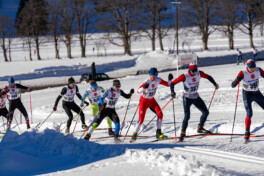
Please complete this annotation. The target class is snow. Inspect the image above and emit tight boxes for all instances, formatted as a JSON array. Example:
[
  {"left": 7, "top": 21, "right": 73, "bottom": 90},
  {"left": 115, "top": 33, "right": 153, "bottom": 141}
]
[{"left": 2, "top": 25, "right": 264, "bottom": 176}]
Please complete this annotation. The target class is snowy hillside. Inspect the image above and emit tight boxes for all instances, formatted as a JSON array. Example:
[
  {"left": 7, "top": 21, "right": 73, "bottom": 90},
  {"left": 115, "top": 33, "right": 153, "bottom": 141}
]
[
  {"left": 1, "top": 61, "right": 264, "bottom": 175},
  {"left": 1, "top": 9, "right": 264, "bottom": 175}
]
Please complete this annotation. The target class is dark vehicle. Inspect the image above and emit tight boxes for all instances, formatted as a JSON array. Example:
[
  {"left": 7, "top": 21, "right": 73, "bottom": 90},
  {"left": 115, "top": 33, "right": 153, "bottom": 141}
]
[{"left": 80, "top": 73, "right": 110, "bottom": 82}]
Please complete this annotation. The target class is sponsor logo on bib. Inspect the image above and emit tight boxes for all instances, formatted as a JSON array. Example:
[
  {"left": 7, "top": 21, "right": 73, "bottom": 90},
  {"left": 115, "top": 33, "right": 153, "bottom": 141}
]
[
  {"left": 94, "top": 93, "right": 97, "bottom": 96},
  {"left": 113, "top": 93, "right": 116, "bottom": 97},
  {"left": 251, "top": 74, "right": 255, "bottom": 79},
  {"left": 70, "top": 90, "right": 73, "bottom": 94},
  {"left": 192, "top": 78, "right": 196, "bottom": 82}
]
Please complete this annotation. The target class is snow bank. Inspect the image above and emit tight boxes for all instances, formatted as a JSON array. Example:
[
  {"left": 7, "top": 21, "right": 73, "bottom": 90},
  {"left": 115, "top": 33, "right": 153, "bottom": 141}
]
[
  {"left": 125, "top": 149, "right": 224, "bottom": 176},
  {"left": 136, "top": 51, "right": 176, "bottom": 70},
  {"left": 0, "top": 129, "right": 122, "bottom": 176}
]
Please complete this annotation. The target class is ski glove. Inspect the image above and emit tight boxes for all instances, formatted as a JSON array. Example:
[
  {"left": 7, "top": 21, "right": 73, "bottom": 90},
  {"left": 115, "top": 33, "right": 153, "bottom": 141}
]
[
  {"left": 171, "top": 91, "right": 176, "bottom": 98},
  {"left": 84, "top": 101, "right": 89, "bottom": 105},
  {"left": 168, "top": 73, "right": 174, "bottom": 81},
  {"left": 231, "top": 81, "right": 237, "bottom": 88},
  {"left": 130, "top": 88, "right": 134, "bottom": 94},
  {"left": 215, "top": 84, "right": 219, "bottom": 90},
  {"left": 80, "top": 103, "right": 84, "bottom": 107},
  {"left": 143, "top": 83, "right": 149, "bottom": 89},
  {"left": 28, "top": 88, "right": 31, "bottom": 92},
  {"left": 53, "top": 106, "right": 57, "bottom": 111}
]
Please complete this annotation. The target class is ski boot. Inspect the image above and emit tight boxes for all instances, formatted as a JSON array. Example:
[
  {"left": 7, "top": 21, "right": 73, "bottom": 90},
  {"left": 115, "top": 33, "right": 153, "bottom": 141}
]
[
  {"left": 82, "top": 124, "right": 88, "bottom": 130},
  {"left": 244, "top": 130, "right": 250, "bottom": 141},
  {"left": 179, "top": 131, "right": 186, "bottom": 142},
  {"left": 197, "top": 125, "right": 212, "bottom": 134},
  {"left": 114, "top": 135, "right": 121, "bottom": 144},
  {"left": 84, "top": 133, "right": 91, "bottom": 141},
  {"left": 26, "top": 120, "right": 31, "bottom": 129},
  {"left": 65, "top": 128, "right": 70, "bottom": 136},
  {"left": 108, "top": 128, "right": 115, "bottom": 136},
  {"left": 130, "top": 132, "right": 138, "bottom": 143},
  {"left": 156, "top": 129, "right": 168, "bottom": 140}
]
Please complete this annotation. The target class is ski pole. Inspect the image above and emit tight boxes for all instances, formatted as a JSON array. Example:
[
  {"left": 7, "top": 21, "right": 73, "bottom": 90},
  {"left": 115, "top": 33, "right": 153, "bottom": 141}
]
[
  {"left": 29, "top": 91, "right": 33, "bottom": 124},
  {"left": 230, "top": 82, "right": 240, "bottom": 142},
  {"left": 172, "top": 98, "right": 176, "bottom": 138},
  {"left": 36, "top": 111, "right": 54, "bottom": 129},
  {"left": 138, "top": 98, "right": 173, "bottom": 136},
  {"left": 60, "top": 105, "right": 87, "bottom": 132},
  {"left": 208, "top": 88, "right": 216, "bottom": 110},
  {"left": 72, "top": 105, "right": 87, "bottom": 134},
  {"left": 80, "top": 105, "right": 104, "bottom": 139},
  {"left": 119, "top": 96, "right": 132, "bottom": 135},
  {"left": 123, "top": 89, "right": 146, "bottom": 142},
  {"left": 1, "top": 116, "right": 5, "bottom": 131},
  {"left": 14, "top": 115, "right": 22, "bottom": 134},
  {"left": 122, "top": 100, "right": 141, "bottom": 142}
]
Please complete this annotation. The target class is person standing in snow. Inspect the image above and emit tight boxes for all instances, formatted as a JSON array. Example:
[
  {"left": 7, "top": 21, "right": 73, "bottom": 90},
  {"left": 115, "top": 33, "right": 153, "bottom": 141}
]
[
  {"left": 231, "top": 59, "right": 264, "bottom": 141},
  {"left": 170, "top": 62, "right": 219, "bottom": 141},
  {"left": 3, "top": 77, "right": 32, "bottom": 130},
  {"left": 0, "top": 89, "right": 9, "bottom": 124},
  {"left": 84, "top": 79, "right": 133, "bottom": 143},
  {"left": 236, "top": 48, "right": 245, "bottom": 65},
  {"left": 130, "top": 68, "right": 173, "bottom": 142},
  {"left": 80, "top": 80, "right": 115, "bottom": 136},
  {"left": 53, "top": 77, "right": 88, "bottom": 135},
  {"left": 252, "top": 47, "right": 258, "bottom": 61}
]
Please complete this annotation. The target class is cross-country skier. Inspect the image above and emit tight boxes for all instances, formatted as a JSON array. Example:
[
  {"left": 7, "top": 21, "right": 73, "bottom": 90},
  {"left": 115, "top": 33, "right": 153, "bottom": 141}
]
[
  {"left": 80, "top": 80, "right": 115, "bottom": 136},
  {"left": 53, "top": 77, "right": 89, "bottom": 135},
  {"left": 170, "top": 62, "right": 219, "bottom": 141},
  {"left": 236, "top": 48, "right": 245, "bottom": 65},
  {"left": 3, "top": 77, "right": 32, "bottom": 129},
  {"left": 83, "top": 79, "right": 134, "bottom": 143},
  {"left": 231, "top": 59, "right": 264, "bottom": 141},
  {"left": 130, "top": 68, "right": 173, "bottom": 142},
  {"left": 0, "top": 89, "right": 9, "bottom": 123}
]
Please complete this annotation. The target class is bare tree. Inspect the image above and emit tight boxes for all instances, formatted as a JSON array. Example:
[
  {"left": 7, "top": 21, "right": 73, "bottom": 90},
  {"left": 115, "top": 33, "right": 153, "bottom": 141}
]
[
  {"left": 138, "top": 0, "right": 158, "bottom": 51},
  {"left": 180, "top": 0, "right": 219, "bottom": 51},
  {"left": 59, "top": 0, "right": 76, "bottom": 58},
  {"left": 0, "top": 15, "right": 10, "bottom": 62},
  {"left": 48, "top": 0, "right": 62, "bottom": 59},
  {"left": 16, "top": 0, "right": 49, "bottom": 60},
  {"left": 157, "top": 0, "right": 172, "bottom": 51},
  {"left": 73, "top": 0, "right": 95, "bottom": 58},
  {"left": 218, "top": 0, "right": 240, "bottom": 50},
  {"left": 238, "top": 0, "right": 262, "bottom": 48},
  {"left": 96, "top": 0, "right": 141, "bottom": 55}
]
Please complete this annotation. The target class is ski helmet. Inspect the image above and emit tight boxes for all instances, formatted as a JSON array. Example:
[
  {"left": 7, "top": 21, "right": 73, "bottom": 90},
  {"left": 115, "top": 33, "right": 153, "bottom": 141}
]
[
  {"left": 149, "top": 68, "right": 158, "bottom": 77},
  {"left": 113, "top": 79, "right": 121, "bottom": 86},
  {"left": 90, "top": 80, "right": 98, "bottom": 89},
  {"left": 247, "top": 59, "right": 256, "bottom": 69},
  {"left": 8, "top": 77, "right": 15, "bottom": 84},
  {"left": 68, "top": 77, "right": 75, "bottom": 84},
  {"left": 189, "top": 62, "right": 198, "bottom": 72}
]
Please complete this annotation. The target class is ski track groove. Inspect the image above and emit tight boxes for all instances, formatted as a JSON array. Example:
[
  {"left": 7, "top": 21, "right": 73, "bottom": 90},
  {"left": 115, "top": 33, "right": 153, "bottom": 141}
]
[{"left": 174, "top": 146, "right": 264, "bottom": 165}]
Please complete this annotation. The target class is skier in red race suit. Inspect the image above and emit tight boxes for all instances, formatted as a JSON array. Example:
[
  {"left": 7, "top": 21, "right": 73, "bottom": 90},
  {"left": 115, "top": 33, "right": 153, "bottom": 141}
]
[
  {"left": 130, "top": 67, "right": 174, "bottom": 142},
  {"left": 231, "top": 59, "right": 264, "bottom": 141},
  {"left": 170, "top": 62, "right": 219, "bottom": 141}
]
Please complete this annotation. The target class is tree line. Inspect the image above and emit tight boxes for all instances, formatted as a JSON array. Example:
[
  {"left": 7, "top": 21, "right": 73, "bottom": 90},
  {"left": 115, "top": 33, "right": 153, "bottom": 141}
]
[{"left": 0, "top": 0, "right": 264, "bottom": 62}]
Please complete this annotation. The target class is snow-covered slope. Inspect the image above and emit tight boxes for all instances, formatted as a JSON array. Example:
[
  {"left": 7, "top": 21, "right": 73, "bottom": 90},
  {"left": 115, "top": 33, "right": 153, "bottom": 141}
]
[{"left": 1, "top": 61, "right": 264, "bottom": 175}]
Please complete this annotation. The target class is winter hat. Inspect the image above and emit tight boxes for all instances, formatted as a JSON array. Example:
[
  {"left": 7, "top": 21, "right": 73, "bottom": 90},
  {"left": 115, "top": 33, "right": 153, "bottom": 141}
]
[
  {"left": 68, "top": 77, "right": 75, "bottom": 84},
  {"left": 189, "top": 62, "right": 198, "bottom": 72},
  {"left": 247, "top": 59, "right": 256, "bottom": 69},
  {"left": 113, "top": 79, "right": 121, "bottom": 86},
  {"left": 149, "top": 68, "right": 158, "bottom": 77},
  {"left": 90, "top": 80, "right": 98, "bottom": 89},
  {"left": 8, "top": 77, "right": 15, "bottom": 84}
]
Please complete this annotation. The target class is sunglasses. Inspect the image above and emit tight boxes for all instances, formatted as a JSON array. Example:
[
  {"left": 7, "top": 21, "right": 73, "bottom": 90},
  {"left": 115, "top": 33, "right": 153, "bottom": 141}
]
[
  {"left": 115, "top": 85, "right": 121, "bottom": 88},
  {"left": 152, "top": 74, "right": 158, "bottom": 78}
]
